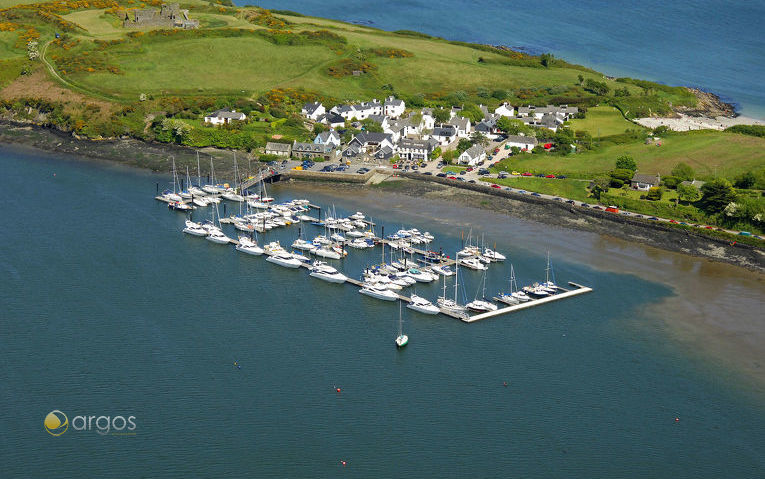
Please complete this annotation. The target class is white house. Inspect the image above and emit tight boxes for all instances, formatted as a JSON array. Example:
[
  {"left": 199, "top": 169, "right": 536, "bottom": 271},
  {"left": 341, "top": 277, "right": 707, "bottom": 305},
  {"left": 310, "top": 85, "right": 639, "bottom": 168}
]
[
  {"left": 204, "top": 109, "right": 246, "bottom": 125},
  {"left": 631, "top": 173, "right": 660, "bottom": 191},
  {"left": 314, "top": 130, "right": 341, "bottom": 148},
  {"left": 517, "top": 104, "right": 579, "bottom": 120},
  {"left": 383, "top": 96, "right": 405, "bottom": 118},
  {"left": 397, "top": 138, "right": 436, "bottom": 162},
  {"left": 301, "top": 102, "right": 325, "bottom": 121},
  {"left": 447, "top": 115, "right": 471, "bottom": 138},
  {"left": 265, "top": 142, "right": 292, "bottom": 157},
  {"left": 474, "top": 118, "right": 501, "bottom": 140},
  {"left": 457, "top": 144, "right": 486, "bottom": 166},
  {"left": 505, "top": 134, "right": 538, "bottom": 152},
  {"left": 421, "top": 108, "right": 435, "bottom": 131},
  {"left": 494, "top": 102, "right": 515, "bottom": 118}
]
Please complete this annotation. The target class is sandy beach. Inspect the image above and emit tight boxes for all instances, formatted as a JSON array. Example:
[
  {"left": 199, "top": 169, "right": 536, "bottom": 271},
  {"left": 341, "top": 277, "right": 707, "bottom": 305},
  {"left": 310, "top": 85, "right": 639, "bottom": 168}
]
[{"left": 635, "top": 113, "right": 764, "bottom": 131}]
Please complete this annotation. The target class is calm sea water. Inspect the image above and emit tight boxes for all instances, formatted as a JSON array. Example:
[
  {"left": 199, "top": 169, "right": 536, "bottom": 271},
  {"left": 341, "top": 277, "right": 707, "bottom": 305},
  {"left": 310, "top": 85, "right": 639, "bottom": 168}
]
[
  {"left": 246, "top": 0, "right": 765, "bottom": 119},
  {"left": 1, "top": 146, "right": 764, "bottom": 477}
]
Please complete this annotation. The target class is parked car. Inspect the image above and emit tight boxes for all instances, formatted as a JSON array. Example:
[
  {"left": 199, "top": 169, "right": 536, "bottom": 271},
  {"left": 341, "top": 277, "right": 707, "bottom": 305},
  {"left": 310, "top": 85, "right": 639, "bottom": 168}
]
[
  {"left": 535, "top": 173, "right": 545, "bottom": 178},
  {"left": 553, "top": 197, "right": 563, "bottom": 201},
  {"left": 738, "top": 231, "right": 752, "bottom": 236},
  {"left": 650, "top": 217, "right": 659, "bottom": 221},
  {"left": 490, "top": 184, "right": 501, "bottom": 189},
  {"left": 466, "top": 167, "right": 474, "bottom": 172},
  {"left": 592, "top": 205, "right": 603, "bottom": 210},
  {"left": 503, "top": 187, "right": 512, "bottom": 190},
  {"left": 557, "top": 175, "right": 567, "bottom": 179},
  {"left": 545, "top": 174, "right": 556, "bottom": 179},
  {"left": 499, "top": 171, "right": 509, "bottom": 176},
  {"left": 356, "top": 168, "right": 370, "bottom": 174},
  {"left": 581, "top": 203, "right": 590, "bottom": 207},
  {"left": 511, "top": 171, "right": 520, "bottom": 176},
  {"left": 522, "top": 172, "right": 533, "bottom": 176},
  {"left": 566, "top": 199, "right": 575, "bottom": 204},
  {"left": 459, "top": 170, "right": 467, "bottom": 175},
  {"left": 436, "top": 173, "right": 447, "bottom": 177},
  {"left": 447, "top": 176, "right": 458, "bottom": 180},
  {"left": 494, "top": 148, "right": 500, "bottom": 154},
  {"left": 423, "top": 171, "right": 433, "bottom": 176},
  {"left": 468, "top": 179, "right": 476, "bottom": 183},
  {"left": 531, "top": 192, "right": 541, "bottom": 197}
]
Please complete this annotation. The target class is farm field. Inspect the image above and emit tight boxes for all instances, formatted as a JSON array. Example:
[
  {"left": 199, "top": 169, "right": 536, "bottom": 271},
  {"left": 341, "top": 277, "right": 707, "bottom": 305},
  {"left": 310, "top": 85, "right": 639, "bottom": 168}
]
[{"left": 567, "top": 106, "right": 641, "bottom": 137}]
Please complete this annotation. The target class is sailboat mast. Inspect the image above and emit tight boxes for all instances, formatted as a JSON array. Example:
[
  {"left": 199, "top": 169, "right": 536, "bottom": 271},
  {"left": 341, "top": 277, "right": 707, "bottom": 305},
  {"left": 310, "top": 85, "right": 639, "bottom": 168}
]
[{"left": 454, "top": 253, "right": 459, "bottom": 302}]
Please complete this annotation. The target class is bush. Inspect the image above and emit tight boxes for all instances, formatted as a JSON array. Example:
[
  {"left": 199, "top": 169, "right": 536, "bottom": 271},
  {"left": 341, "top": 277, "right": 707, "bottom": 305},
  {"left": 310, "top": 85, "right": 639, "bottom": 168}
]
[
  {"left": 610, "top": 168, "right": 633, "bottom": 183},
  {"left": 734, "top": 171, "right": 756, "bottom": 189},
  {"left": 646, "top": 186, "right": 663, "bottom": 201},
  {"left": 725, "top": 124, "right": 765, "bottom": 137},
  {"left": 584, "top": 78, "right": 610, "bottom": 96},
  {"left": 610, "top": 178, "right": 625, "bottom": 188},
  {"left": 615, "top": 155, "right": 637, "bottom": 172},
  {"left": 671, "top": 162, "right": 694, "bottom": 181},
  {"left": 700, "top": 178, "right": 737, "bottom": 213},
  {"left": 661, "top": 176, "right": 681, "bottom": 189}
]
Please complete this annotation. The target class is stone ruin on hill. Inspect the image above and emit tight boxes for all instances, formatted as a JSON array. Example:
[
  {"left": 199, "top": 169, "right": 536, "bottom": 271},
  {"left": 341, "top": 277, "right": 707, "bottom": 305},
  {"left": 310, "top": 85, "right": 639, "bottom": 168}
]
[{"left": 122, "top": 3, "right": 199, "bottom": 29}]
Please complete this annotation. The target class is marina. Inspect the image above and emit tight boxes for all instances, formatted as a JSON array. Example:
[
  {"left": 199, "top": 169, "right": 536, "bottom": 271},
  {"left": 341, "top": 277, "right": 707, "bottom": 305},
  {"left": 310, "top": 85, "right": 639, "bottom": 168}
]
[{"left": 156, "top": 176, "right": 593, "bottom": 323}]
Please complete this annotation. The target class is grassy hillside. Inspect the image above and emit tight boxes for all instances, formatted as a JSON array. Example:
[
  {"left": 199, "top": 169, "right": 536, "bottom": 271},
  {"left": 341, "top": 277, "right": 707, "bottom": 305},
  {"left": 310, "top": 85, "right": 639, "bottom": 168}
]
[
  {"left": 567, "top": 106, "right": 641, "bottom": 137},
  {"left": 492, "top": 130, "right": 764, "bottom": 179}
]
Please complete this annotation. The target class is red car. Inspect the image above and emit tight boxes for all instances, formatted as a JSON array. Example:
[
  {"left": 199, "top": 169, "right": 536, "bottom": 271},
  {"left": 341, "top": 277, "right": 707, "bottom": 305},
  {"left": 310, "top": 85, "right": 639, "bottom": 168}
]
[
  {"left": 493, "top": 148, "right": 500, "bottom": 154},
  {"left": 669, "top": 219, "right": 678, "bottom": 224},
  {"left": 490, "top": 184, "right": 501, "bottom": 189},
  {"left": 392, "top": 164, "right": 399, "bottom": 169},
  {"left": 522, "top": 172, "right": 533, "bottom": 176},
  {"left": 466, "top": 167, "right": 474, "bottom": 172},
  {"left": 448, "top": 176, "right": 457, "bottom": 180},
  {"left": 545, "top": 174, "right": 555, "bottom": 178}
]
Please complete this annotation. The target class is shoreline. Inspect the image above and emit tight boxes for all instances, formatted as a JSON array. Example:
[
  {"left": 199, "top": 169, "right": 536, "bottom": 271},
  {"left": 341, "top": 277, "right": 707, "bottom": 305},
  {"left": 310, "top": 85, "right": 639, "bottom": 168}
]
[
  {"left": 1, "top": 121, "right": 763, "bottom": 273},
  {"left": 278, "top": 180, "right": 765, "bottom": 394}
]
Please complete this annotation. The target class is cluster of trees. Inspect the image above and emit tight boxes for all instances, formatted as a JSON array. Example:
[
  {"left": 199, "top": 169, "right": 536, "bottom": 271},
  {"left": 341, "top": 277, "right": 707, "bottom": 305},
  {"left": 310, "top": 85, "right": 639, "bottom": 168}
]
[{"left": 583, "top": 79, "right": 610, "bottom": 96}]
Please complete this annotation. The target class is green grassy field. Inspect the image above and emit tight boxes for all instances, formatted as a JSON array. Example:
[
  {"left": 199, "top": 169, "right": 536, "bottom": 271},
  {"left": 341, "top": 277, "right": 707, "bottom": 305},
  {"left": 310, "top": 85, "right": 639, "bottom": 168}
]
[
  {"left": 0, "top": 0, "right": 40, "bottom": 7},
  {"left": 61, "top": 10, "right": 122, "bottom": 37},
  {"left": 69, "top": 36, "right": 340, "bottom": 97},
  {"left": 0, "top": 32, "right": 23, "bottom": 60},
  {"left": 441, "top": 165, "right": 467, "bottom": 172},
  {"left": 482, "top": 176, "right": 592, "bottom": 202},
  {"left": 567, "top": 106, "right": 641, "bottom": 137},
  {"left": 491, "top": 131, "right": 765, "bottom": 179}
]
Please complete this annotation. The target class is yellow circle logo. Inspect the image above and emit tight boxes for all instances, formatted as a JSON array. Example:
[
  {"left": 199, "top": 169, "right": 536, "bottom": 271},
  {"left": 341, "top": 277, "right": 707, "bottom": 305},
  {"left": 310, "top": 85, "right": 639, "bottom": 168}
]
[{"left": 44, "top": 410, "right": 68, "bottom": 436}]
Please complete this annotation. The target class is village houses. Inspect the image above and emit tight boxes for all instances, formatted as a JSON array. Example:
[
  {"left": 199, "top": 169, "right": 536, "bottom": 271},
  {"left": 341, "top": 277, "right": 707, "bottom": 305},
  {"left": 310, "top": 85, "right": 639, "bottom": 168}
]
[
  {"left": 457, "top": 144, "right": 487, "bottom": 166},
  {"left": 264, "top": 141, "right": 292, "bottom": 157},
  {"left": 631, "top": 173, "right": 661, "bottom": 191}
]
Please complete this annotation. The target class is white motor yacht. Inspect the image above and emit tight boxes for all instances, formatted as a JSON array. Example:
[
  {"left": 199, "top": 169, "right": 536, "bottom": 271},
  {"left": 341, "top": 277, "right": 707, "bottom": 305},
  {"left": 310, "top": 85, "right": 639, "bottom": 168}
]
[
  {"left": 359, "top": 283, "right": 399, "bottom": 301},
  {"left": 459, "top": 257, "right": 487, "bottom": 270},
  {"left": 431, "top": 264, "right": 454, "bottom": 276},
  {"left": 235, "top": 236, "right": 264, "bottom": 255},
  {"left": 466, "top": 298, "right": 498, "bottom": 312},
  {"left": 205, "top": 228, "right": 231, "bottom": 244},
  {"left": 182, "top": 220, "right": 207, "bottom": 236},
  {"left": 292, "top": 238, "right": 317, "bottom": 252},
  {"left": 406, "top": 268, "right": 435, "bottom": 283},
  {"left": 266, "top": 252, "right": 302, "bottom": 268},
  {"left": 406, "top": 294, "right": 440, "bottom": 315},
  {"left": 314, "top": 246, "right": 342, "bottom": 260},
  {"left": 483, "top": 248, "right": 506, "bottom": 261},
  {"left": 309, "top": 261, "right": 348, "bottom": 283},
  {"left": 221, "top": 191, "right": 244, "bottom": 202}
]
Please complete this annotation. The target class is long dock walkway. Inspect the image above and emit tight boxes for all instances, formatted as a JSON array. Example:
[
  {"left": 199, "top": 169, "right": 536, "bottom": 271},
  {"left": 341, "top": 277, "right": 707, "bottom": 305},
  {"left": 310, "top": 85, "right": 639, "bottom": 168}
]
[{"left": 465, "top": 282, "right": 593, "bottom": 322}]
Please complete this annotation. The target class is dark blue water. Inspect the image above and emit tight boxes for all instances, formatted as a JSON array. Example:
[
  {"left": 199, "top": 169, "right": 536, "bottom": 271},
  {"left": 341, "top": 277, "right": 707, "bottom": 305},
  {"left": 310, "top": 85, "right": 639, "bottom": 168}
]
[
  {"left": 247, "top": 0, "right": 765, "bottom": 119},
  {"left": 2, "top": 145, "right": 764, "bottom": 477}
]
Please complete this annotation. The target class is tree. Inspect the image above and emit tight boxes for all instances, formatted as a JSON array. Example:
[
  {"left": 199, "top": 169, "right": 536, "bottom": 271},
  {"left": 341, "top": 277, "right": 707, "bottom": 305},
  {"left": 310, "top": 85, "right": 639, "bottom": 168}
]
[
  {"left": 496, "top": 117, "right": 535, "bottom": 136},
  {"left": 584, "top": 79, "right": 610, "bottom": 96},
  {"left": 461, "top": 105, "right": 484, "bottom": 123},
  {"left": 313, "top": 123, "right": 327, "bottom": 135},
  {"left": 700, "top": 178, "right": 737, "bottom": 213},
  {"left": 456, "top": 138, "right": 473, "bottom": 154},
  {"left": 661, "top": 176, "right": 681, "bottom": 189},
  {"left": 734, "top": 171, "right": 756, "bottom": 189},
  {"left": 591, "top": 175, "right": 610, "bottom": 199},
  {"left": 677, "top": 184, "right": 701, "bottom": 203},
  {"left": 433, "top": 108, "right": 450, "bottom": 124},
  {"left": 361, "top": 118, "right": 383, "bottom": 133},
  {"left": 610, "top": 168, "right": 633, "bottom": 183},
  {"left": 577, "top": 74, "right": 584, "bottom": 85},
  {"left": 671, "top": 162, "right": 694, "bottom": 181},
  {"left": 540, "top": 53, "right": 555, "bottom": 67},
  {"left": 646, "top": 186, "right": 663, "bottom": 201},
  {"left": 615, "top": 155, "right": 637, "bottom": 172},
  {"left": 610, "top": 178, "right": 625, "bottom": 188},
  {"left": 431, "top": 147, "right": 442, "bottom": 159},
  {"left": 470, "top": 131, "right": 489, "bottom": 146},
  {"left": 491, "top": 89, "right": 507, "bottom": 100}
]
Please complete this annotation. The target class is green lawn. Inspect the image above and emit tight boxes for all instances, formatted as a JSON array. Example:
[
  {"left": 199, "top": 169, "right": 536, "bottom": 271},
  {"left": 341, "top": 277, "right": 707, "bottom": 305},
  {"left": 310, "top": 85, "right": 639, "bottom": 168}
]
[
  {"left": 68, "top": 36, "right": 341, "bottom": 97},
  {"left": 0, "top": 32, "right": 23, "bottom": 60},
  {"left": 567, "top": 106, "right": 641, "bottom": 137},
  {"left": 482, "top": 176, "right": 592, "bottom": 202},
  {"left": 441, "top": 165, "right": 467, "bottom": 173},
  {"left": 491, "top": 131, "right": 765, "bottom": 179}
]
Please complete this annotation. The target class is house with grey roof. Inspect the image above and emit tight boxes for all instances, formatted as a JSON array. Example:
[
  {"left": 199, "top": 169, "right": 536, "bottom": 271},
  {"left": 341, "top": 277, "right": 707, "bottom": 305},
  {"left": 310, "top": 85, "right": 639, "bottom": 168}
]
[
  {"left": 383, "top": 96, "right": 405, "bottom": 118},
  {"left": 348, "top": 132, "right": 394, "bottom": 153},
  {"left": 319, "top": 112, "right": 345, "bottom": 129},
  {"left": 204, "top": 109, "right": 246, "bottom": 125},
  {"left": 447, "top": 116, "right": 471, "bottom": 138},
  {"left": 505, "top": 135, "right": 538, "bottom": 152},
  {"left": 631, "top": 173, "right": 661, "bottom": 191},
  {"left": 314, "top": 130, "right": 341, "bottom": 148},
  {"left": 457, "top": 144, "right": 486, "bottom": 166},
  {"left": 374, "top": 145, "right": 395, "bottom": 161},
  {"left": 517, "top": 104, "right": 579, "bottom": 120},
  {"left": 264, "top": 142, "right": 292, "bottom": 157},
  {"left": 474, "top": 117, "right": 500, "bottom": 139},
  {"left": 430, "top": 125, "right": 457, "bottom": 146},
  {"left": 301, "top": 102, "right": 325, "bottom": 121},
  {"left": 292, "top": 141, "right": 335, "bottom": 159}
]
